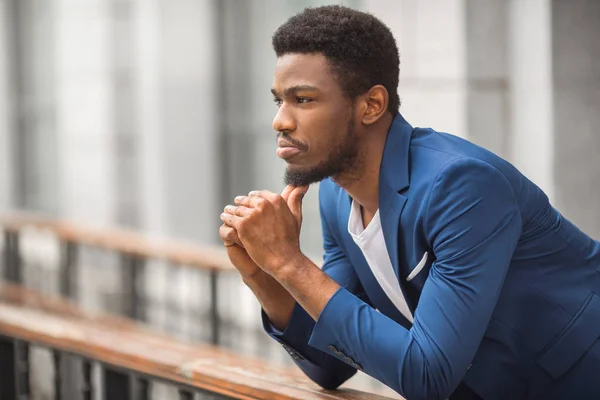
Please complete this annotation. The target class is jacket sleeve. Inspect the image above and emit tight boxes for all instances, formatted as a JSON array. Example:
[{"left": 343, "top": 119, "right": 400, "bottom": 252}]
[
  {"left": 262, "top": 181, "right": 372, "bottom": 390},
  {"left": 304, "top": 158, "right": 523, "bottom": 400}
]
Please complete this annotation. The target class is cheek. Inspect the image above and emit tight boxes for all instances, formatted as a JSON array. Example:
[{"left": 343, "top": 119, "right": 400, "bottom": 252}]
[
  {"left": 307, "top": 131, "right": 342, "bottom": 163},
  {"left": 299, "top": 105, "right": 350, "bottom": 154}
]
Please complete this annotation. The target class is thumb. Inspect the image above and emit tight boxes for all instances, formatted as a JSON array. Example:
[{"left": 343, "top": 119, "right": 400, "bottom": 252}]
[{"left": 287, "top": 185, "right": 309, "bottom": 227}]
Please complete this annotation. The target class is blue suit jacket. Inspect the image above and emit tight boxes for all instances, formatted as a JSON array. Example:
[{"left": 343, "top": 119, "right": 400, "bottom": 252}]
[{"left": 264, "top": 114, "right": 600, "bottom": 400}]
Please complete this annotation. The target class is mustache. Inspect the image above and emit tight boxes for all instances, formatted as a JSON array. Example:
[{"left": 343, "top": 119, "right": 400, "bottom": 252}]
[{"left": 276, "top": 133, "right": 308, "bottom": 151}]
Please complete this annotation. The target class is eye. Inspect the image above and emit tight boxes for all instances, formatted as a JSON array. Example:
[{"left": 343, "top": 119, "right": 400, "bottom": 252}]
[
  {"left": 297, "top": 97, "right": 312, "bottom": 104},
  {"left": 273, "top": 97, "right": 283, "bottom": 108}
]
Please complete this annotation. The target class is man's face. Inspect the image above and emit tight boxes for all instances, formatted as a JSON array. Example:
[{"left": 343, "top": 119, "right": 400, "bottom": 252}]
[{"left": 271, "top": 53, "right": 359, "bottom": 186}]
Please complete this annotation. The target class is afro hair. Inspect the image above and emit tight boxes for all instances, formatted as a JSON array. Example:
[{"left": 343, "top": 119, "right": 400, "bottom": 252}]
[{"left": 272, "top": 5, "right": 400, "bottom": 113}]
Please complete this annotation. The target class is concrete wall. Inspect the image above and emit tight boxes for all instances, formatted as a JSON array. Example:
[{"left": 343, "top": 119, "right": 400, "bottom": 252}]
[
  {"left": 54, "top": 0, "right": 117, "bottom": 224},
  {"left": 552, "top": 0, "right": 600, "bottom": 240},
  {"left": 0, "top": 0, "right": 15, "bottom": 211},
  {"left": 365, "top": 0, "right": 468, "bottom": 138}
]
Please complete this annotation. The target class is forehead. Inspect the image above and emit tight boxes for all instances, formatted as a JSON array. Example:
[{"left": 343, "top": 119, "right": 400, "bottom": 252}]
[{"left": 272, "top": 53, "right": 339, "bottom": 92}]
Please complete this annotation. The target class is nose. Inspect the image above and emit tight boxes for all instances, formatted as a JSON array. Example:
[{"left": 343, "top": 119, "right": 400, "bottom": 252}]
[{"left": 272, "top": 103, "right": 296, "bottom": 134}]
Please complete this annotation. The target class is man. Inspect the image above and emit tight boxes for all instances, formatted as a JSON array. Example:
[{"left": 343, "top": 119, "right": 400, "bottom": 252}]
[{"left": 219, "top": 5, "right": 600, "bottom": 400}]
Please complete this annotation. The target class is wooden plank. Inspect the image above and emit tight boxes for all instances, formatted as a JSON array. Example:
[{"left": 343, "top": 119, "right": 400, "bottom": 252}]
[
  {"left": 0, "top": 212, "right": 234, "bottom": 273},
  {"left": 0, "top": 283, "right": 395, "bottom": 400}
]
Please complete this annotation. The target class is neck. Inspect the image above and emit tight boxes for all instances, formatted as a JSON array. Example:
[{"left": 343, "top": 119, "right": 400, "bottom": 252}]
[{"left": 333, "top": 113, "right": 393, "bottom": 214}]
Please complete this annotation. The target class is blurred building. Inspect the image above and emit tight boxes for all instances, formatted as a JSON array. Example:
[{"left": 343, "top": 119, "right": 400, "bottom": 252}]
[
  {"left": 1, "top": 0, "right": 599, "bottom": 252},
  {"left": 0, "top": 0, "right": 598, "bottom": 396}
]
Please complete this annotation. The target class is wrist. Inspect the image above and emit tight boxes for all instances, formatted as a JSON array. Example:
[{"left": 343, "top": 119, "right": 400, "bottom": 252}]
[
  {"left": 240, "top": 268, "right": 267, "bottom": 287},
  {"left": 272, "top": 252, "right": 313, "bottom": 284}
]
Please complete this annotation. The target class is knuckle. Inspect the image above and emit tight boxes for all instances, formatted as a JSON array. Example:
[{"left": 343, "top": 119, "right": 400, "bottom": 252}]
[
  {"left": 225, "top": 230, "right": 236, "bottom": 241},
  {"left": 255, "top": 198, "right": 267, "bottom": 210},
  {"left": 267, "top": 193, "right": 279, "bottom": 203},
  {"left": 219, "top": 225, "right": 230, "bottom": 241}
]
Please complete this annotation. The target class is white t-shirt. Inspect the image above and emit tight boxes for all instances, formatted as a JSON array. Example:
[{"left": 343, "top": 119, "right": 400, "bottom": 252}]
[{"left": 347, "top": 200, "right": 414, "bottom": 323}]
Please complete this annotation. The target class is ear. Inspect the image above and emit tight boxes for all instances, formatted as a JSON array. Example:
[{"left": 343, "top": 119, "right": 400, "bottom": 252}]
[{"left": 359, "top": 85, "right": 389, "bottom": 125}]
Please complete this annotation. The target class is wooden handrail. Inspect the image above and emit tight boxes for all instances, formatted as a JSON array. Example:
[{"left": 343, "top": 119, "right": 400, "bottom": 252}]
[
  {"left": 0, "top": 283, "right": 396, "bottom": 400},
  {"left": 0, "top": 212, "right": 234, "bottom": 272}
]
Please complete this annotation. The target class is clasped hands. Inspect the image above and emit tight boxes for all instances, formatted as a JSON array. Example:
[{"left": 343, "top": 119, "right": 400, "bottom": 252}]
[{"left": 219, "top": 185, "right": 309, "bottom": 279}]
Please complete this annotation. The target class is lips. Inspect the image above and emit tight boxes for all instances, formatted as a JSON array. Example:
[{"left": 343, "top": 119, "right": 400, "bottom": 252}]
[
  {"left": 276, "top": 138, "right": 305, "bottom": 160},
  {"left": 277, "top": 146, "right": 302, "bottom": 159}
]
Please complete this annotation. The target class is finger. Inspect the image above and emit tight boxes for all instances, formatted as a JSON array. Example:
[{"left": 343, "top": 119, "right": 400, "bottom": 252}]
[
  {"left": 287, "top": 185, "right": 309, "bottom": 226},
  {"left": 223, "top": 204, "right": 252, "bottom": 217},
  {"left": 219, "top": 224, "right": 234, "bottom": 245},
  {"left": 220, "top": 212, "right": 243, "bottom": 229},
  {"left": 248, "top": 190, "right": 279, "bottom": 203},
  {"left": 247, "top": 190, "right": 263, "bottom": 197},
  {"left": 280, "top": 185, "right": 295, "bottom": 202},
  {"left": 219, "top": 224, "right": 244, "bottom": 247},
  {"left": 234, "top": 196, "right": 264, "bottom": 209}
]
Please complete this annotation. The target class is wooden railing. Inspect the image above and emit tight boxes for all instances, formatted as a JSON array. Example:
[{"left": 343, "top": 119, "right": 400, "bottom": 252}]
[
  {"left": 0, "top": 212, "right": 401, "bottom": 399},
  {"left": 0, "top": 212, "right": 235, "bottom": 344},
  {"left": 0, "top": 282, "right": 395, "bottom": 400}
]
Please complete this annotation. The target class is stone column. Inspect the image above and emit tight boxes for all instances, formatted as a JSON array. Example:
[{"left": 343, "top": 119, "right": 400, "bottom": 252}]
[
  {"left": 465, "top": 0, "right": 510, "bottom": 158},
  {"left": 157, "top": 0, "right": 220, "bottom": 243},
  {"left": 507, "top": 0, "right": 555, "bottom": 199},
  {"left": 133, "top": 0, "right": 167, "bottom": 235},
  {"left": 54, "top": 0, "right": 117, "bottom": 224}
]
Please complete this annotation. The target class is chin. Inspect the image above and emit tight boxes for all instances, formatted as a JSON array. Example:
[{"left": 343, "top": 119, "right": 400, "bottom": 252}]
[{"left": 284, "top": 165, "right": 330, "bottom": 186}]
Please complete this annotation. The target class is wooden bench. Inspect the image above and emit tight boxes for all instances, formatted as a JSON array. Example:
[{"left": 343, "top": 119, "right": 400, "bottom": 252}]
[{"left": 0, "top": 283, "right": 397, "bottom": 400}]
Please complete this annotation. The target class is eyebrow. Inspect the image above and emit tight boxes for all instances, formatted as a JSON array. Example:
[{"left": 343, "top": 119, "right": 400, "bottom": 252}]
[{"left": 271, "top": 85, "right": 319, "bottom": 97}]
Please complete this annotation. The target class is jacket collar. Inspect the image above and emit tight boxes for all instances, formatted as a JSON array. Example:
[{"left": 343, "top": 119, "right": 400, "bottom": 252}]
[{"left": 379, "top": 112, "right": 413, "bottom": 193}]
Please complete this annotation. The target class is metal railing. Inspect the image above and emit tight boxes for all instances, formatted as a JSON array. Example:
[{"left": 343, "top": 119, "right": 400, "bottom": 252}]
[
  {"left": 0, "top": 213, "right": 239, "bottom": 399},
  {"left": 0, "top": 283, "right": 393, "bottom": 400},
  {"left": 0, "top": 283, "right": 241, "bottom": 399},
  {"left": 1, "top": 212, "right": 235, "bottom": 345},
  {"left": 0, "top": 212, "right": 401, "bottom": 399},
  {"left": 0, "top": 336, "right": 222, "bottom": 400}
]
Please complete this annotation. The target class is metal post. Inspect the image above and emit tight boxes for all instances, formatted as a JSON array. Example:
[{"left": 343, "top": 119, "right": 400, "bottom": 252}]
[
  {"left": 15, "top": 340, "right": 30, "bottom": 398},
  {"left": 54, "top": 350, "right": 62, "bottom": 400},
  {"left": 103, "top": 368, "right": 131, "bottom": 400},
  {"left": 2, "top": 230, "right": 10, "bottom": 280},
  {"left": 82, "top": 360, "right": 93, "bottom": 400},
  {"left": 0, "top": 336, "right": 16, "bottom": 399},
  {"left": 135, "top": 377, "right": 149, "bottom": 400},
  {"left": 178, "top": 389, "right": 194, "bottom": 400},
  {"left": 209, "top": 270, "right": 219, "bottom": 345},
  {"left": 121, "top": 255, "right": 145, "bottom": 321},
  {"left": 3, "top": 231, "right": 22, "bottom": 283},
  {"left": 58, "top": 241, "right": 80, "bottom": 400},
  {"left": 59, "top": 241, "right": 78, "bottom": 299}
]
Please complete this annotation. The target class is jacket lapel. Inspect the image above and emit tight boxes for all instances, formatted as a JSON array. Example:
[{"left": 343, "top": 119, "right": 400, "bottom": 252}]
[
  {"left": 337, "top": 194, "right": 412, "bottom": 328},
  {"left": 379, "top": 177, "right": 414, "bottom": 313},
  {"left": 378, "top": 114, "right": 415, "bottom": 312},
  {"left": 337, "top": 113, "right": 418, "bottom": 324}
]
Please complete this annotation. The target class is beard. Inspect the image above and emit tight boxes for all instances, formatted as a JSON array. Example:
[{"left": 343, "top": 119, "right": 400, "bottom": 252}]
[{"left": 284, "top": 114, "right": 360, "bottom": 186}]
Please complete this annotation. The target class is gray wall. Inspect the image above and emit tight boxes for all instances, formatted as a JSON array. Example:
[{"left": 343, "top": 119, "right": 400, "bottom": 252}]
[{"left": 552, "top": 0, "right": 600, "bottom": 239}]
